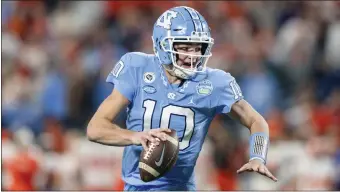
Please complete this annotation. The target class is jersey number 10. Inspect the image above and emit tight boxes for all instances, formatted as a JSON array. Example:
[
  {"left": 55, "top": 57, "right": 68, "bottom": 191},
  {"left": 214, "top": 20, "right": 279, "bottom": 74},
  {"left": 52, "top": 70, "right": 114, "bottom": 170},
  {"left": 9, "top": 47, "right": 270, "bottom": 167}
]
[{"left": 143, "top": 100, "right": 194, "bottom": 150}]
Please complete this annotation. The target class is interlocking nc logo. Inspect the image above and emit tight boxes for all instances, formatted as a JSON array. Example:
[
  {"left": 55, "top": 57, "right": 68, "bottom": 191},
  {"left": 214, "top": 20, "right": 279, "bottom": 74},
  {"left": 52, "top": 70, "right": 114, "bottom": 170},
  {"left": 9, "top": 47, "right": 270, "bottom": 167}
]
[{"left": 167, "top": 92, "right": 176, "bottom": 100}]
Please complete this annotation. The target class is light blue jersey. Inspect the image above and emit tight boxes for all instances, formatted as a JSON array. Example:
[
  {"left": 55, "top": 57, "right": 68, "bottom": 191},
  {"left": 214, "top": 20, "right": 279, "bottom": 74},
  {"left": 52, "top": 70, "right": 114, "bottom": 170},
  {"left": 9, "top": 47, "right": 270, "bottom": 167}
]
[{"left": 106, "top": 52, "right": 244, "bottom": 190}]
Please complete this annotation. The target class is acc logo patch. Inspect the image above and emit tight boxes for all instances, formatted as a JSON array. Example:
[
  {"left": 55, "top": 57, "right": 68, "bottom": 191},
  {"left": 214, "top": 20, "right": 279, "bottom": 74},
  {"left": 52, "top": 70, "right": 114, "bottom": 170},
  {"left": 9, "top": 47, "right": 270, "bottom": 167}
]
[
  {"left": 196, "top": 79, "right": 213, "bottom": 96},
  {"left": 143, "top": 72, "right": 155, "bottom": 83},
  {"left": 143, "top": 85, "right": 157, "bottom": 94}
]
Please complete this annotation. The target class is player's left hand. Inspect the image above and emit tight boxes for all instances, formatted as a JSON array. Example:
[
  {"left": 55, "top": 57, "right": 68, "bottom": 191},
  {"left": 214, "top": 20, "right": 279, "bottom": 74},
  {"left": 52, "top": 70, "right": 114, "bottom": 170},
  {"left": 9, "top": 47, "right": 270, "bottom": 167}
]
[{"left": 237, "top": 159, "right": 278, "bottom": 182}]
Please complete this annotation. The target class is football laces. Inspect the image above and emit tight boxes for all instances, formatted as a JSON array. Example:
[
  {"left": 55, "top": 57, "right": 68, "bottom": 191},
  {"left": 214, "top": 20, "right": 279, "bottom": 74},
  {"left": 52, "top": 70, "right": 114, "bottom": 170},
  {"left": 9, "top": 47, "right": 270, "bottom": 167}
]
[{"left": 143, "top": 142, "right": 156, "bottom": 160}]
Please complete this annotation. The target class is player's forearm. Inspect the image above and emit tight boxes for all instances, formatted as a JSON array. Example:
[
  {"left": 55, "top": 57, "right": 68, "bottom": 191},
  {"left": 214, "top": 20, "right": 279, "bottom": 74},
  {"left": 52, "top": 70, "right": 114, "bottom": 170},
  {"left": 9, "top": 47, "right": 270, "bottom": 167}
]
[
  {"left": 87, "top": 117, "right": 135, "bottom": 146},
  {"left": 247, "top": 114, "right": 270, "bottom": 163},
  {"left": 230, "top": 100, "right": 270, "bottom": 163},
  {"left": 249, "top": 115, "right": 269, "bottom": 135},
  {"left": 230, "top": 100, "right": 269, "bottom": 134}
]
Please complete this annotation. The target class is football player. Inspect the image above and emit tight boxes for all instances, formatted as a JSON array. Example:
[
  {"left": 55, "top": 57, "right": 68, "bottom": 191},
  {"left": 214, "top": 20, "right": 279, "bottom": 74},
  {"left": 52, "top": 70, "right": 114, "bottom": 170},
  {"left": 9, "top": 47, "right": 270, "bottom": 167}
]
[{"left": 87, "top": 6, "right": 278, "bottom": 191}]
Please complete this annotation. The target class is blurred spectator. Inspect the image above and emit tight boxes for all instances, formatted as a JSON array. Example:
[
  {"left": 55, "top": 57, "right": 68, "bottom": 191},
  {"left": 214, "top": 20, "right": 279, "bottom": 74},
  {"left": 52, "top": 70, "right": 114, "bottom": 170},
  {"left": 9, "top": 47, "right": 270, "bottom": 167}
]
[
  {"left": 2, "top": 128, "right": 45, "bottom": 190},
  {"left": 239, "top": 44, "right": 280, "bottom": 117}
]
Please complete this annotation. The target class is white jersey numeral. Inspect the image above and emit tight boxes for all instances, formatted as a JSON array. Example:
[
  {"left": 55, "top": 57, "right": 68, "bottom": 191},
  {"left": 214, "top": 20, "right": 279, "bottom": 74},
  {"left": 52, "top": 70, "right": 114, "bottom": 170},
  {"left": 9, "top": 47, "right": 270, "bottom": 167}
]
[
  {"left": 143, "top": 100, "right": 156, "bottom": 131},
  {"left": 143, "top": 100, "right": 194, "bottom": 150},
  {"left": 156, "top": 10, "right": 178, "bottom": 29}
]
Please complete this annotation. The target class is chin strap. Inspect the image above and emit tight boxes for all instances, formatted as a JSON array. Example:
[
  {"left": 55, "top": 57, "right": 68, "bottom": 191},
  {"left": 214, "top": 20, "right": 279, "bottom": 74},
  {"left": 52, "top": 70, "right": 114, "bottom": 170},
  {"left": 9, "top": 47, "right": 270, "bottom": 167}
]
[{"left": 162, "top": 64, "right": 191, "bottom": 80}]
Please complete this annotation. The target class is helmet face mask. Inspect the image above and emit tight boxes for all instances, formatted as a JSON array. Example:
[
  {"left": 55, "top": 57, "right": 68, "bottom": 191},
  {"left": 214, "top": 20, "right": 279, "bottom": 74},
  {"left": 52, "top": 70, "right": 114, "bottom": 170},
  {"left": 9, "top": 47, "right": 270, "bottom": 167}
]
[
  {"left": 172, "top": 42, "right": 204, "bottom": 71},
  {"left": 152, "top": 6, "right": 214, "bottom": 80}
]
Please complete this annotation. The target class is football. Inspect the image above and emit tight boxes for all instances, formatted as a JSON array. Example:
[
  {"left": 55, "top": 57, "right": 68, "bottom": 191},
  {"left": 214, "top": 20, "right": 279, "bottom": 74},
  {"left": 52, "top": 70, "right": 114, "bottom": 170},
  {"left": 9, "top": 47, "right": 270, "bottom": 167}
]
[{"left": 139, "top": 129, "right": 179, "bottom": 182}]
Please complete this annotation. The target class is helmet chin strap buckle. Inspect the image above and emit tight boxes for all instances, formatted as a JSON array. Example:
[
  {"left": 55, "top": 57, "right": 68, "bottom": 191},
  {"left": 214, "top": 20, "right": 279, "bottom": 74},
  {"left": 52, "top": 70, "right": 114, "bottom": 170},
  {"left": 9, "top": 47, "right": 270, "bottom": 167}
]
[
  {"left": 162, "top": 64, "right": 192, "bottom": 80},
  {"left": 173, "top": 67, "right": 194, "bottom": 80}
]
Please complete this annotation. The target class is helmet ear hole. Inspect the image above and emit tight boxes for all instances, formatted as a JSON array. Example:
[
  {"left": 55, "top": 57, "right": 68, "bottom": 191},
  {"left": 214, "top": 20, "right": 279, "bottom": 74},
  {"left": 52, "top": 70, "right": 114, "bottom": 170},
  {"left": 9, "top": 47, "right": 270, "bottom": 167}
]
[{"left": 156, "top": 38, "right": 162, "bottom": 50}]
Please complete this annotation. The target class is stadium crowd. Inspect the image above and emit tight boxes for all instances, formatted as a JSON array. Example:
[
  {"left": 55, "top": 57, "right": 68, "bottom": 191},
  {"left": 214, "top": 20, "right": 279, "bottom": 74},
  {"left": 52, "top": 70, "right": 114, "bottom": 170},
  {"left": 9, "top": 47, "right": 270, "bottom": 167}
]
[{"left": 2, "top": 1, "right": 340, "bottom": 190}]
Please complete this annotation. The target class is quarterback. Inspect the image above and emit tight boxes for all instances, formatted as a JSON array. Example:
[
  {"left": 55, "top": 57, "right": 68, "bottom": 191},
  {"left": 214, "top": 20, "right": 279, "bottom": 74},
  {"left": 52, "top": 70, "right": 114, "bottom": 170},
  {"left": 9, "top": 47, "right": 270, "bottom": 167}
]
[{"left": 87, "top": 6, "right": 277, "bottom": 191}]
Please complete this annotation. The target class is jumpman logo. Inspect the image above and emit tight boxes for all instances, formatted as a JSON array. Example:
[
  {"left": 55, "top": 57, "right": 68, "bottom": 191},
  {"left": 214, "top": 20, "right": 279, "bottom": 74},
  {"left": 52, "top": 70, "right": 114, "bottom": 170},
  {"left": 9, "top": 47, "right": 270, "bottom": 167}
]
[{"left": 188, "top": 97, "right": 195, "bottom": 105}]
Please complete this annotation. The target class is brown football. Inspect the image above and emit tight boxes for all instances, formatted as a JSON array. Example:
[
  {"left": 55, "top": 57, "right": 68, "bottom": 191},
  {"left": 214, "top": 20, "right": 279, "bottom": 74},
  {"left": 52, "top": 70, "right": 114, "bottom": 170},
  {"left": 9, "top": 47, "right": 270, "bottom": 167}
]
[{"left": 139, "top": 129, "right": 179, "bottom": 182}]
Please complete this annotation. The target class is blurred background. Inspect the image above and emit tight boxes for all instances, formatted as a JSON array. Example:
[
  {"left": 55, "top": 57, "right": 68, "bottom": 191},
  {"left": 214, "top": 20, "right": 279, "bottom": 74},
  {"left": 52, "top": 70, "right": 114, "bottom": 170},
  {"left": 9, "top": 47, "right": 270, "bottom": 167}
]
[{"left": 1, "top": 1, "right": 340, "bottom": 190}]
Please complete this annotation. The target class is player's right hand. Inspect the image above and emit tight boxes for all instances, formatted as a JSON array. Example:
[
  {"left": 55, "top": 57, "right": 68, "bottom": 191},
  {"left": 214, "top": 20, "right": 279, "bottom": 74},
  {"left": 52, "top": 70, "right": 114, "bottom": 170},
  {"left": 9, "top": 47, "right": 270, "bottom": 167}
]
[{"left": 131, "top": 128, "right": 171, "bottom": 151}]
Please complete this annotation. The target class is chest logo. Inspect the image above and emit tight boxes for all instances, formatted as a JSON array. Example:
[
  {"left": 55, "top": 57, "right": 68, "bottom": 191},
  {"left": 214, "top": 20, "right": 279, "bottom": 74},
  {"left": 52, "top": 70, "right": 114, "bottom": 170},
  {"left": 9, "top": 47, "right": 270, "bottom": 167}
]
[
  {"left": 143, "top": 85, "right": 157, "bottom": 94},
  {"left": 188, "top": 97, "right": 195, "bottom": 105},
  {"left": 167, "top": 92, "right": 176, "bottom": 100},
  {"left": 196, "top": 79, "right": 213, "bottom": 96},
  {"left": 188, "top": 96, "right": 195, "bottom": 105},
  {"left": 143, "top": 72, "right": 155, "bottom": 83}
]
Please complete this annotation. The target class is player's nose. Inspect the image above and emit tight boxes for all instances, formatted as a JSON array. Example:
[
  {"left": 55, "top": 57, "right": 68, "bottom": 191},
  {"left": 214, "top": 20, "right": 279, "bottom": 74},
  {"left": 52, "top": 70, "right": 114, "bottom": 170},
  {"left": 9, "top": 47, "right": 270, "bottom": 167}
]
[{"left": 186, "top": 55, "right": 199, "bottom": 63}]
